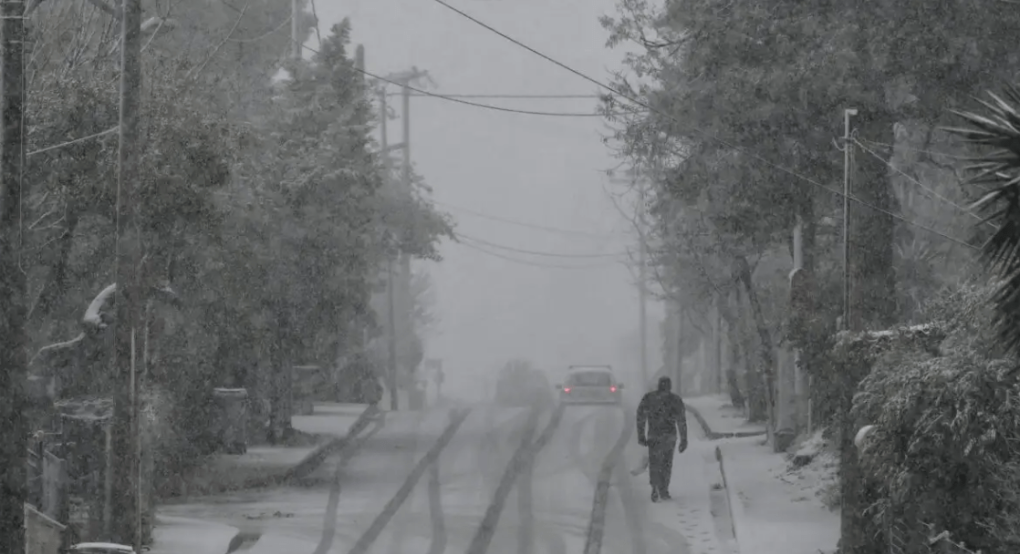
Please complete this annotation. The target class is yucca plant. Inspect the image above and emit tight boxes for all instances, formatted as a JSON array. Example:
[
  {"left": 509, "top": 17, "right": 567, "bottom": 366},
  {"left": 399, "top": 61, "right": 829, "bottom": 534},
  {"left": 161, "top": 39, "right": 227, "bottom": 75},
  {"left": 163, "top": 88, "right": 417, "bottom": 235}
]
[{"left": 946, "top": 85, "right": 1020, "bottom": 358}]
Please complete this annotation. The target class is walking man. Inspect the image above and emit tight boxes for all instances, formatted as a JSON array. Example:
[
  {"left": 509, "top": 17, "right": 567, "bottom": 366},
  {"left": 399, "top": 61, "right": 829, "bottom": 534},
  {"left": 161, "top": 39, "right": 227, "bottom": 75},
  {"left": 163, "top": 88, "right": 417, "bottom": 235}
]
[{"left": 636, "top": 376, "right": 688, "bottom": 502}]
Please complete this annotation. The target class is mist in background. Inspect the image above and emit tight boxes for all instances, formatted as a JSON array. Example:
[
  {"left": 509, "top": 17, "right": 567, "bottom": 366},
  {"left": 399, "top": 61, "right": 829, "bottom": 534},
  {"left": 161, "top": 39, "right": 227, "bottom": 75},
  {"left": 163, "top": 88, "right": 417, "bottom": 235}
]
[{"left": 314, "top": 0, "right": 662, "bottom": 399}]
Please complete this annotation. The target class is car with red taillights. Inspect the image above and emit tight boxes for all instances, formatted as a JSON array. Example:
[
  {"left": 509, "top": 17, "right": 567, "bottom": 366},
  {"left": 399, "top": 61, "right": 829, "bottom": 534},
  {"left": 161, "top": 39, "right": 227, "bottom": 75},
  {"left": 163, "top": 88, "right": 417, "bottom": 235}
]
[{"left": 554, "top": 365, "right": 624, "bottom": 405}]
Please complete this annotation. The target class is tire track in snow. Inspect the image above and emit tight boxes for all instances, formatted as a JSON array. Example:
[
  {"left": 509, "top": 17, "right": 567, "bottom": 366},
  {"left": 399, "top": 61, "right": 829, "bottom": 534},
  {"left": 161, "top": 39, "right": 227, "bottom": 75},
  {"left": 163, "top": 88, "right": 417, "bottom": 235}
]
[
  {"left": 516, "top": 411, "right": 537, "bottom": 554},
  {"left": 582, "top": 409, "right": 634, "bottom": 554},
  {"left": 384, "top": 414, "right": 427, "bottom": 554},
  {"left": 465, "top": 404, "right": 564, "bottom": 554},
  {"left": 346, "top": 408, "right": 470, "bottom": 554},
  {"left": 427, "top": 457, "right": 446, "bottom": 554},
  {"left": 563, "top": 408, "right": 649, "bottom": 554},
  {"left": 311, "top": 416, "right": 388, "bottom": 554},
  {"left": 532, "top": 409, "right": 602, "bottom": 480}
]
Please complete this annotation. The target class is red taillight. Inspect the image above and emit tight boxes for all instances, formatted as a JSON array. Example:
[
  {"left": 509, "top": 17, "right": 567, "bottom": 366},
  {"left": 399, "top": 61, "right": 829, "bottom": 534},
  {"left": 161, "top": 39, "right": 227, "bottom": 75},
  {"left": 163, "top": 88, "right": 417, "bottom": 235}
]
[
  {"left": 563, "top": 387, "right": 571, "bottom": 393},
  {"left": 610, "top": 386, "right": 617, "bottom": 393}
]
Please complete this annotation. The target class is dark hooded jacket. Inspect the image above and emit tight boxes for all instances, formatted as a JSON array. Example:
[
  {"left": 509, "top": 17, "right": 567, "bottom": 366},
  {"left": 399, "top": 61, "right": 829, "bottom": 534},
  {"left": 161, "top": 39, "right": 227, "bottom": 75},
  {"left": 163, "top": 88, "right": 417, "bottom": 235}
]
[{"left": 636, "top": 377, "right": 688, "bottom": 443}]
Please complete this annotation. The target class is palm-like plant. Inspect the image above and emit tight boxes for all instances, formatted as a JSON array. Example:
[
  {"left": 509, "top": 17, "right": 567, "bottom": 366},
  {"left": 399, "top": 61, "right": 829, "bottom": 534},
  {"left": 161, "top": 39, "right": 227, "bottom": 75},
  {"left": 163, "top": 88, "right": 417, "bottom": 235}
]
[{"left": 947, "top": 86, "right": 1020, "bottom": 356}]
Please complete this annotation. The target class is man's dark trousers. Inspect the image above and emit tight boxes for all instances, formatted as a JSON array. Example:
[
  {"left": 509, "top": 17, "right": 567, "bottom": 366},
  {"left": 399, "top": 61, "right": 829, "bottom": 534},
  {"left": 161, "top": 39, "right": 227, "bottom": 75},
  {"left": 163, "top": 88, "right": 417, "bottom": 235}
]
[{"left": 648, "top": 435, "right": 676, "bottom": 495}]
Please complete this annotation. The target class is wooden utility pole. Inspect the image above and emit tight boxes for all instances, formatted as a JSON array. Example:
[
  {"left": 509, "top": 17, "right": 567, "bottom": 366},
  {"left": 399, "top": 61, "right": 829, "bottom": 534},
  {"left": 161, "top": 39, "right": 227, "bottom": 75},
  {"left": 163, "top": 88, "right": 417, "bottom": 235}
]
[
  {"left": 637, "top": 180, "right": 649, "bottom": 390},
  {"left": 378, "top": 87, "right": 399, "bottom": 411},
  {"left": 607, "top": 166, "right": 650, "bottom": 389},
  {"left": 110, "top": 0, "right": 143, "bottom": 548},
  {"left": 0, "top": 0, "right": 28, "bottom": 551},
  {"left": 377, "top": 68, "right": 427, "bottom": 410},
  {"left": 291, "top": 0, "right": 301, "bottom": 60}
]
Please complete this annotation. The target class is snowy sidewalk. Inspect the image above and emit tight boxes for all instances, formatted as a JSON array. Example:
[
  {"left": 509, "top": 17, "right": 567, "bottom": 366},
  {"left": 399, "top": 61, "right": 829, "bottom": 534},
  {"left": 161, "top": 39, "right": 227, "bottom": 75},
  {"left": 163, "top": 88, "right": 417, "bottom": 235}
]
[
  {"left": 148, "top": 515, "right": 240, "bottom": 554},
  {"left": 685, "top": 395, "right": 767, "bottom": 439},
  {"left": 622, "top": 425, "right": 739, "bottom": 554},
  {"left": 717, "top": 435, "right": 840, "bottom": 554}
]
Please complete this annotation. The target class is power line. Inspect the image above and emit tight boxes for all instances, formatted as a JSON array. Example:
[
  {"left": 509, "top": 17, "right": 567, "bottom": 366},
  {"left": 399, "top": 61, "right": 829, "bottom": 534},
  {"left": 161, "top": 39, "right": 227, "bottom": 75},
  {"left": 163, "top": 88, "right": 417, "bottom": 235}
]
[
  {"left": 455, "top": 239, "right": 622, "bottom": 269},
  {"left": 395, "top": 93, "right": 602, "bottom": 99},
  {"left": 227, "top": 14, "right": 291, "bottom": 43},
  {"left": 427, "top": 0, "right": 980, "bottom": 251},
  {"left": 27, "top": 127, "right": 119, "bottom": 157},
  {"left": 431, "top": 198, "right": 617, "bottom": 238},
  {"left": 361, "top": 74, "right": 635, "bottom": 117},
  {"left": 456, "top": 232, "right": 628, "bottom": 258},
  {"left": 853, "top": 138, "right": 995, "bottom": 230}
]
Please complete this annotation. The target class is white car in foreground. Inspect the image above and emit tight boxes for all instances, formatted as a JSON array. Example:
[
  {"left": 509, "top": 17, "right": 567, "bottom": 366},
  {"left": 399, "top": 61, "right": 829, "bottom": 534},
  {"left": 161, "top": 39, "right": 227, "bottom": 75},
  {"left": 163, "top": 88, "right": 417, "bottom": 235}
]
[
  {"left": 68, "top": 543, "right": 143, "bottom": 554},
  {"left": 555, "top": 365, "right": 624, "bottom": 405}
]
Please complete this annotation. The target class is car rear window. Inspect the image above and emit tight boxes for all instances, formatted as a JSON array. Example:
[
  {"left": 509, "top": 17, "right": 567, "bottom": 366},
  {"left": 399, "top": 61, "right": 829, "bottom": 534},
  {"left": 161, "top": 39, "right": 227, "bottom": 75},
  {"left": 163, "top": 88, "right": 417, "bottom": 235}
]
[{"left": 568, "top": 372, "right": 612, "bottom": 386}]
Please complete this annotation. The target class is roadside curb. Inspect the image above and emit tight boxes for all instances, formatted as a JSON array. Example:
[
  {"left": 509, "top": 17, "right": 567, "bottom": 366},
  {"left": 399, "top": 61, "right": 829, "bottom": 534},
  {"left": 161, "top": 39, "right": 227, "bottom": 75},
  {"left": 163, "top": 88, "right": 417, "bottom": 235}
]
[
  {"left": 714, "top": 444, "right": 748, "bottom": 554},
  {"left": 246, "top": 404, "right": 380, "bottom": 489},
  {"left": 685, "top": 403, "right": 767, "bottom": 441}
]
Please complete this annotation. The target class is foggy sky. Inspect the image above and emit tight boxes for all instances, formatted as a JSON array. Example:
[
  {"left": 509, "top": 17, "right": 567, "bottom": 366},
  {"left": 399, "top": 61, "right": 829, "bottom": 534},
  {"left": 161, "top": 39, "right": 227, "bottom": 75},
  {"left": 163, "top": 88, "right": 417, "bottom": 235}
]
[{"left": 315, "top": 0, "right": 663, "bottom": 395}]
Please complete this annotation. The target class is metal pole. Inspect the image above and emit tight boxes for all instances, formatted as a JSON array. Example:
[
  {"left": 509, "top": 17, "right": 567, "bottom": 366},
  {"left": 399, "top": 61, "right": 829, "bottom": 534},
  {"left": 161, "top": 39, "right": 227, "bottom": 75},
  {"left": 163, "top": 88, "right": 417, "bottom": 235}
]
[
  {"left": 839, "top": 107, "right": 857, "bottom": 553},
  {"left": 842, "top": 108, "right": 857, "bottom": 332}
]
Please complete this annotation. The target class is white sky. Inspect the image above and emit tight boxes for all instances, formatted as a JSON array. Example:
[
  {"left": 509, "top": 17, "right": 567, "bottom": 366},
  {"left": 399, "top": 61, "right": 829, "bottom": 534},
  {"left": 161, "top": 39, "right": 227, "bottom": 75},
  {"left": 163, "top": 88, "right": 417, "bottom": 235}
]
[{"left": 313, "top": 0, "right": 664, "bottom": 394}]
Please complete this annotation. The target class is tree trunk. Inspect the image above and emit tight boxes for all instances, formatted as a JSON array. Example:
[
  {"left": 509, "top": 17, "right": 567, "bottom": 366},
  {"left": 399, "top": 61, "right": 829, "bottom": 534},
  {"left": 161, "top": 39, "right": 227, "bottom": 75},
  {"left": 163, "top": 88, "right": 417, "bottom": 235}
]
[
  {"left": 267, "top": 303, "right": 294, "bottom": 445},
  {"left": 735, "top": 256, "right": 777, "bottom": 434},
  {"left": 734, "top": 284, "right": 766, "bottom": 422},
  {"left": 717, "top": 293, "right": 745, "bottom": 410},
  {"left": 849, "top": 111, "right": 899, "bottom": 331}
]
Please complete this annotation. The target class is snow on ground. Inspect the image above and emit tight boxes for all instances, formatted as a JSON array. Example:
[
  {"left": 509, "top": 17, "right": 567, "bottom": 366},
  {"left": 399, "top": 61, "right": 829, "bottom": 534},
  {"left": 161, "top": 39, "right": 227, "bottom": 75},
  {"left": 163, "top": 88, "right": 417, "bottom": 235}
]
[
  {"left": 148, "top": 515, "right": 239, "bottom": 554},
  {"left": 166, "top": 403, "right": 369, "bottom": 497},
  {"left": 291, "top": 403, "right": 370, "bottom": 436},
  {"left": 160, "top": 409, "right": 460, "bottom": 553},
  {"left": 686, "top": 395, "right": 767, "bottom": 436},
  {"left": 718, "top": 434, "right": 840, "bottom": 554},
  {"left": 788, "top": 430, "right": 840, "bottom": 510},
  {"left": 622, "top": 413, "right": 737, "bottom": 554}
]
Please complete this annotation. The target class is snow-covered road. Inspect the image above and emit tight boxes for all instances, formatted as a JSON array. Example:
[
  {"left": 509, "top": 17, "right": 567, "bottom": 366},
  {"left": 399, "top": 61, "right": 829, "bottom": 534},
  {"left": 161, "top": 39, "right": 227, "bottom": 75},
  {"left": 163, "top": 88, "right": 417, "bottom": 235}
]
[{"left": 161, "top": 403, "right": 705, "bottom": 554}]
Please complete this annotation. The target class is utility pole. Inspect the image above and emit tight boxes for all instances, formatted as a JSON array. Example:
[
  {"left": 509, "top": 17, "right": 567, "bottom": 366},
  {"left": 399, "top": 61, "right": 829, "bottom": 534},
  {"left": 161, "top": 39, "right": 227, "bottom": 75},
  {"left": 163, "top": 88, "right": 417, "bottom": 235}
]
[
  {"left": 291, "top": 0, "right": 301, "bottom": 60},
  {"left": 839, "top": 107, "right": 859, "bottom": 554},
  {"left": 378, "top": 68, "right": 427, "bottom": 410},
  {"left": 0, "top": 0, "right": 28, "bottom": 551},
  {"left": 378, "top": 86, "right": 399, "bottom": 411},
  {"left": 842, "top": 108, "right": 857, "bottom": 333},
  {"left": 399, "top": 84, "right": 414, "bottom": 408},
  {"left": 607, "top": 166, "right": 649, "bottom": 389},
  {"left": 110, "top": 0, "right": 143, "bottom": 549},
  {"left": 637, "top": 181, "right": 649, "bottom": 390}
]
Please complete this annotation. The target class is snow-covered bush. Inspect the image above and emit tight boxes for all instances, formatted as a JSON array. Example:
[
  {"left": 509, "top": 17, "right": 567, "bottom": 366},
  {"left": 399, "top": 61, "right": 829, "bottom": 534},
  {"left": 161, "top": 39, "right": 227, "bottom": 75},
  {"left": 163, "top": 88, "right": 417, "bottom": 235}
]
[{"left": 852, "top": 284, "right": 1020, "bottom": 553}]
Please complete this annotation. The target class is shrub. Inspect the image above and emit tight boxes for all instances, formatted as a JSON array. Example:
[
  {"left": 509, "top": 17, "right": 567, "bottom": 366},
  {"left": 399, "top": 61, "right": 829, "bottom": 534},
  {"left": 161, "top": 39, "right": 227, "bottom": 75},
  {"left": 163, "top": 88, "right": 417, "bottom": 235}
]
[{"left": 852, "top": 283, "right": 1020, "bottom": 553}]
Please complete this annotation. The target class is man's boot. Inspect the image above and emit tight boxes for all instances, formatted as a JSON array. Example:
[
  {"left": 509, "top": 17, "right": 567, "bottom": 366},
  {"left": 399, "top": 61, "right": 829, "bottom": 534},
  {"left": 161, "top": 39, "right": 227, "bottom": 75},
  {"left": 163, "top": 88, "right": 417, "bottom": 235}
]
[{"left": 650, "top": 488, "right": 659, "bottom": 503}]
